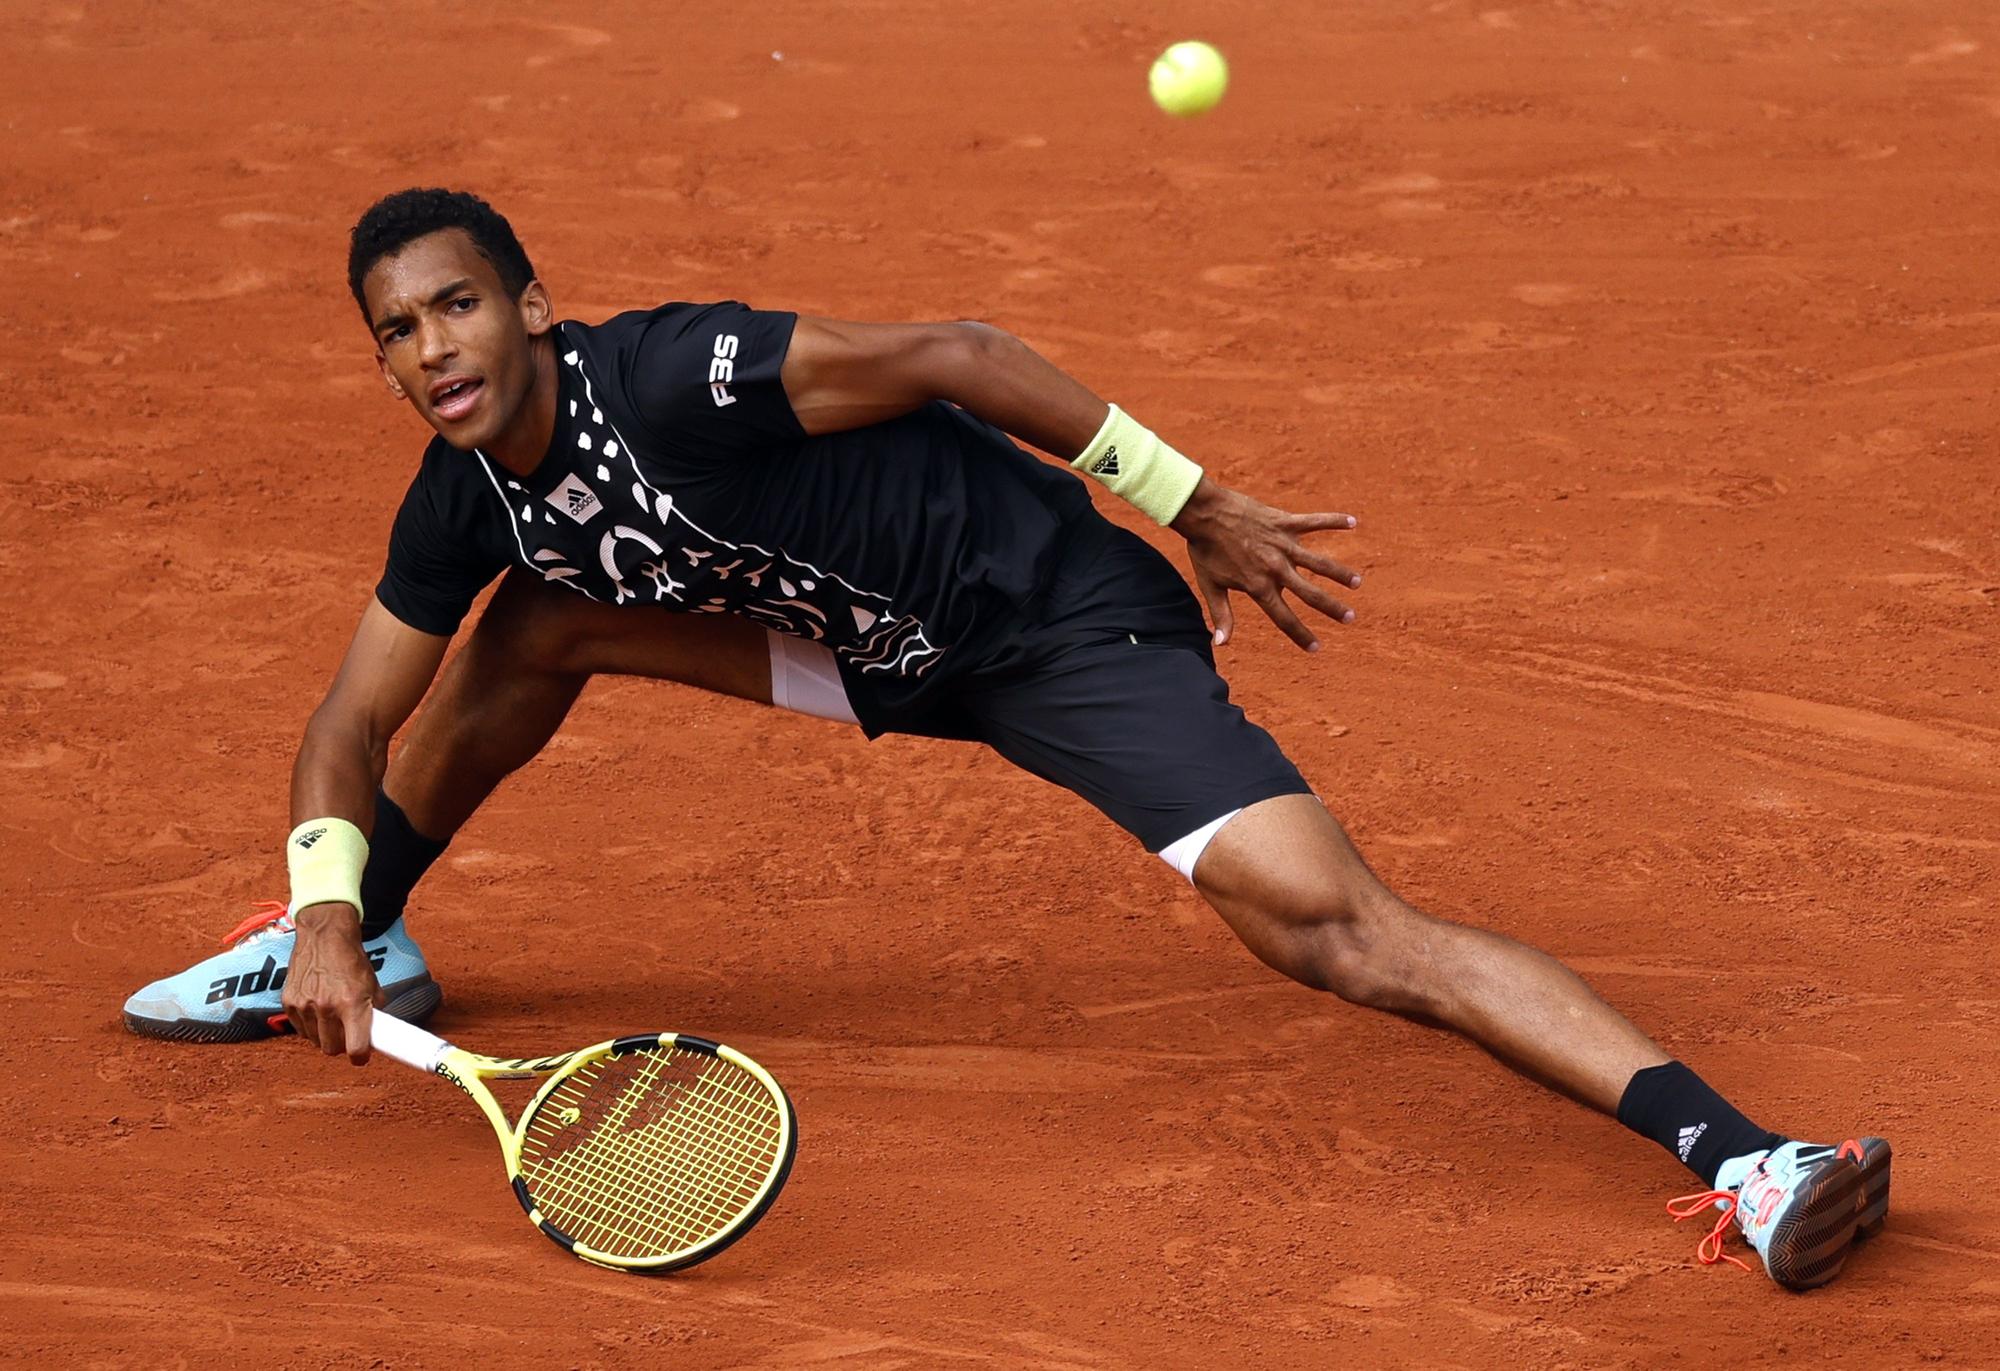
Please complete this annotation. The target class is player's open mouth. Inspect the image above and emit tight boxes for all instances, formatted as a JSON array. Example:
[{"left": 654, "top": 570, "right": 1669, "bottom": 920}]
[{"left": 430, "top": 376, "right": 484, "bottom": 422}]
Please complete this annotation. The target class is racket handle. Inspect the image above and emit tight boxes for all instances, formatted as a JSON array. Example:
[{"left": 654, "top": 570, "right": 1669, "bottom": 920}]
[{"left": 370, "top": 1008, "right": 450, "bottom": 1073}]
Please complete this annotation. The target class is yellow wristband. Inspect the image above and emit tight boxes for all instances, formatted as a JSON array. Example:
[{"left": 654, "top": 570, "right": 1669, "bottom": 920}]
[
  {"left": 1069, "top": 405, "right": 1205, "bottom": 527},
  {"left": 286, "top": 817, "right": 367, "bottom": 921}
]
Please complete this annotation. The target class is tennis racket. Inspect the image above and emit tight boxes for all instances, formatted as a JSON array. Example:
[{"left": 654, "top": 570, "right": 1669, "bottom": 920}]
[{"left": 368, "top": 1007, "right": 796, "bottom": 1273}]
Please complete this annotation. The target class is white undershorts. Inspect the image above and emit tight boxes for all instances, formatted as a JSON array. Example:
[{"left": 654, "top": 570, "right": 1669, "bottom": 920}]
[
  {"left": 765, "top": 629, "right": 860, "bottom": 724},
  {"left": 764, "top": 631, "right": 1239, "bottom": 883},
  {"left": 1156, "top": 808, "right": 1242, "bottom": 883}
]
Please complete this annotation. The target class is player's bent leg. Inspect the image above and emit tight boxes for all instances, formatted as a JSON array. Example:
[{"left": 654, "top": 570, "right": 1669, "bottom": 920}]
[
  {"left": 387, "top": 571, "right": 777, "bottom": 840},
  {"left": 1189, "top": 794, "right": 1667, "bottom": 1112},
  {"left": 124, "top": 576, "right": 782, "bottom": 1042},
  {"left": 370, "top": 570, "right": 789, "bottom": 931}
]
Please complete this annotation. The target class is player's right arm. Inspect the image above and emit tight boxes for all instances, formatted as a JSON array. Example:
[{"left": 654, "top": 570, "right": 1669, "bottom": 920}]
[{"left": 282, "top": 599, "right": 450, "bottom": 1065}]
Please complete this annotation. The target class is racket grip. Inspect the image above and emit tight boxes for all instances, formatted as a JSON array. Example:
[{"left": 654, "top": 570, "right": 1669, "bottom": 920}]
[{"left": 370, "top": 1008, "right": 450, "bottom": 1073}]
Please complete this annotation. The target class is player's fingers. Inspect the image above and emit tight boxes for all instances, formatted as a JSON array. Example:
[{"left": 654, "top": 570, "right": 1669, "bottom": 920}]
[
  {"left": 1256, "top": 590, "right": 1320, "bottom": 652},
  {"left": 1196, "top": 568, "right": 1234, "bottom": 646},
  {"left": 290, "top": 1002, "right": 319, "bottom": 1051},
  {"left": 1279, "top": 511, "right": 1357, "bottom": 534},
  {"left": 317, "top": 1008, "right": 347, "bottom": 1059},
  {"left": 1282, "top": 567, "right": 1356, "bottom": 626},
  {"left": 342, "top": 1000, "right": 373, "bottom": 1067},
  {"left": 1290, "top": 544, "right": 1362, "bottom": 589}
]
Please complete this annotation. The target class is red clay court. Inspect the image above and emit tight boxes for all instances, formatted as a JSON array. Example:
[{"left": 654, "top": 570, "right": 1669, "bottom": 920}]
[{"left": 4, "top": 1, "right": 1997, "bottom": 1365}]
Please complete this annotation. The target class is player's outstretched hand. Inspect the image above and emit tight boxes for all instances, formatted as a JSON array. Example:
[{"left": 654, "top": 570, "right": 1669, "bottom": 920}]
[
  {"left": 281, "top": 905, "right": 387, "bottom": 1065},
  {"left": 1171, "top": 478, "right": 1361, "bottom": 651}
]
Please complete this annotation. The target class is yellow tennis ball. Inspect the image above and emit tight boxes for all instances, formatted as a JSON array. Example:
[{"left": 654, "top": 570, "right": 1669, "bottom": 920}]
[{"left": 1150, "top": 41, "right": 1229, "bottom": 118}]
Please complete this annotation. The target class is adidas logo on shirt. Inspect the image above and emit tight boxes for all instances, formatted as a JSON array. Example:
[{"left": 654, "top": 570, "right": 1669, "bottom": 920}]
[
  {"left": 547, "top": 473, "right": 603, "bottom": 524},
  {"left": 1677, "top": 1122, "right": 1708, "bottom": 1162}
]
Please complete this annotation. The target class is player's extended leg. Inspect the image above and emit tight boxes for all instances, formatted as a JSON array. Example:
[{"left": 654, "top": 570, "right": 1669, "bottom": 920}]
[
  {"left": 1190, "top": 794, "right": 1880, "bottom": 1289},
  {"left": 948, "top": 520, "right": 1885, "bottom": 1290},
  {"left": 1190, "top": 793, "right": 1662, "bottom": 1112}
]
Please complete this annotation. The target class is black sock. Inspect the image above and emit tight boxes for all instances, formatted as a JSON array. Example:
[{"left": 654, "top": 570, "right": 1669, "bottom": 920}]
[
  {"left": 1616, "top": 1061, "right": 1785, "bottom": 1188},
  {"left": 357, "top": 788, "right": 450, "bottom": 939}
]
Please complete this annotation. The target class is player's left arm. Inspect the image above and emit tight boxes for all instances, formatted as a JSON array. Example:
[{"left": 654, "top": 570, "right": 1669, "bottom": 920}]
[{"left": 782, "top": 316, "right": 1362, "bottom": 650}]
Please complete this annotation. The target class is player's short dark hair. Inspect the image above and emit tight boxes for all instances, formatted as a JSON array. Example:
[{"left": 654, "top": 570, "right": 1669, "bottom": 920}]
[{"left": 347, "top": 187, "right": 536, "bottom": 322}]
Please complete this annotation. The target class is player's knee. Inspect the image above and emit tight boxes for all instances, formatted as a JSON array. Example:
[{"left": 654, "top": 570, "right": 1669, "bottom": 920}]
[{"left": 1272, "top": 883, "right": 1413, "bottom": 1008}]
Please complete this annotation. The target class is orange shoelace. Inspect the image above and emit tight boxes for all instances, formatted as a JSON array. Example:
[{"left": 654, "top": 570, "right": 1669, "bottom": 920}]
[
  {"left": 220, "top": 899, "right": 292, "bottom": 947},
  {"left": 1665, "top": 1189, "right": 1751, "bottom": 1273}
]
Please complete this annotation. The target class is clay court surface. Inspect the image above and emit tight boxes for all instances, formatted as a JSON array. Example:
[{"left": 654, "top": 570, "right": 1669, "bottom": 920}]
[{"left": 5, "top": 0, "right": 1999, "bottom": 1365}]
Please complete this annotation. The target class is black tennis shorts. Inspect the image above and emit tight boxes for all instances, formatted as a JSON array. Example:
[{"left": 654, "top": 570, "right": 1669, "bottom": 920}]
[{"left": 882, "top": 517, "right": 1313, "bottom": 853}]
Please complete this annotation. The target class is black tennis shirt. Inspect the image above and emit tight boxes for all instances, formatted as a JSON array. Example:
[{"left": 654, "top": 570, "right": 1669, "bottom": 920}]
[{"left": 376, "top": 302, "right": 1097, "bottom": 730}]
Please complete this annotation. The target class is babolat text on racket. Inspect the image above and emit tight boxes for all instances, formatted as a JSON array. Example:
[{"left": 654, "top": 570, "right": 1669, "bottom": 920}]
[{"left": 367, "top": 1007, "right": 796, "bottom": 1272}]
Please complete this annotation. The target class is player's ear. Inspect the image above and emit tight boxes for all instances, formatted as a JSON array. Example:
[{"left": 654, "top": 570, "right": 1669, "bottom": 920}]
[
  {"left": 518, "top": 278, "right": 553, "bottom": 337},
  {"left": 375, "top": 350, "right": 407, "bottom": 400}
]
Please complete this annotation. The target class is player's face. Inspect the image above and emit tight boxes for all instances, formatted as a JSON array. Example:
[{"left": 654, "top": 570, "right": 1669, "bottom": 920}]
[{"left": 364, "top": 229, "right": 552, "bottom": 452}]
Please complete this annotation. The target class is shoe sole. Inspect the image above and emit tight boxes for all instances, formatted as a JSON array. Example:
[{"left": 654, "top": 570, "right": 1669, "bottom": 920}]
[
  {"left": 1762, "top": 1155, "right": 1864, "bottom": 1291},
  {"left": 1846, "top": 1136, "right": 1892, "bottom": 1242},
  {"left": 122, "top": 974, "right": 443, "bottom": 1044}
]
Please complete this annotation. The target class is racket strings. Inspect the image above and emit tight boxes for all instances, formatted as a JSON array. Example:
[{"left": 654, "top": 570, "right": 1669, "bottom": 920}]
[
  {"left": 529, "top": 1063, "right": 702, "bottom": 1255},
  {"left": 568, "top": 1064, "right": 779, "bottom": 1254},
  {"left": 519, "top": 1047, "right": 786, "bottom": 1260},
  {"left": 553, "top": 1065, "right": 752, "bottom": 1244},
  {"left": 524, "top": 1061, "right": 699, "bottom": 1256},
  {"left": 586, "top": 1067, "right": 777, "bottom": 1241}
]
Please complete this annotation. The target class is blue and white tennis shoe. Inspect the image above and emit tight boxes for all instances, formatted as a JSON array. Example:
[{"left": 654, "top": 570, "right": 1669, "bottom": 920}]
[
  {"left": 122, "top": 901, "right": 442, "bottom": 1043},
  {"left": 1669, "top": 1139, "right": 1884, "bottom": 1290}
]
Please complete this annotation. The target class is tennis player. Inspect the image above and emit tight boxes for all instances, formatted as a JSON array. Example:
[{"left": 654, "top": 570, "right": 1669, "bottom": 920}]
[{"left": 125, "top": 189, "right": 1888, "bottom": 1289}]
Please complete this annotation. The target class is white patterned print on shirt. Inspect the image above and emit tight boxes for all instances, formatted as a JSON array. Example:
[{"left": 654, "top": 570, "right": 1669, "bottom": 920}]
[{"left": 473, "top": 338, "right": 943, "bottom": 678}]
